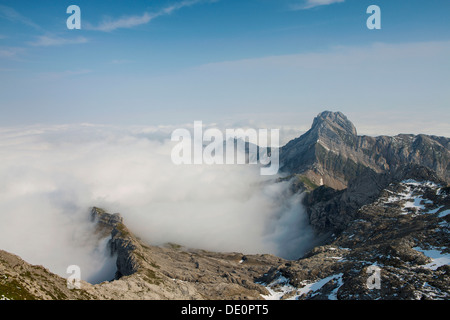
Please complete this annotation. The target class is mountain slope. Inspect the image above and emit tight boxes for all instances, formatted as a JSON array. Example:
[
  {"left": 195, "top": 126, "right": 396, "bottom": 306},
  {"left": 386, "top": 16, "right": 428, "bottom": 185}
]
[
  {"left": 259, "top": 178, "right": 450, "bottom": 300},
  {"left": 0, "top": 250, "right": 95, "bottom": 300},
  {"left": 303, "top": 165, "right": 447, "bottom": 235}
]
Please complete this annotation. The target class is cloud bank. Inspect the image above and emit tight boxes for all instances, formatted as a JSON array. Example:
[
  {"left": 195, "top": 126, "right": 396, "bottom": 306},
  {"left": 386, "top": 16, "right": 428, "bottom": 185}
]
[{"left": 0, "top": 124, "right": 315, "bottom": 282}]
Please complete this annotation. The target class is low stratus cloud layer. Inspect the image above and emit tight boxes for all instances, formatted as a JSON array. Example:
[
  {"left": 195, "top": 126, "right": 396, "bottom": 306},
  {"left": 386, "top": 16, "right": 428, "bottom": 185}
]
[{"left": 0, "top": 124, "right": 314, "bottom": 282}]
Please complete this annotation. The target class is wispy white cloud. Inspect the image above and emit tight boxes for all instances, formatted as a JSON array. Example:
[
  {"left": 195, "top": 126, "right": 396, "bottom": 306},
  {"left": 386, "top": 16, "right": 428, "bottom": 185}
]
[
  {"left": 0, "top": 46, "right": 25, "bottom": 59},
  {"left": 110, "top": 59, "right": 134, "bottom": 65},
  {"left": 38, "top": 69, "right": 92, "bottom": 80},
  {"left": 0, "top": 5, "right": 40, "bottom": 29},
  {"left": 88, "top": 0, "right": 214, "bottom": 32},
  {"left": 89, "top": 12, "right": 155, "bottom": 32},
  {"left": 29, "top": 35, "right": 88, "bottom": 47},
  {"left": 291, "top": 0, "right": 345, "bottom": 10}
]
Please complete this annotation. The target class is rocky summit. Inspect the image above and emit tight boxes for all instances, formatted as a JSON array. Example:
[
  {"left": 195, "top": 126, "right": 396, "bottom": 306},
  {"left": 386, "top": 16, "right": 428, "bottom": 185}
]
[{"left": 0, "top": 111, "right": 449, "bottom": 300}]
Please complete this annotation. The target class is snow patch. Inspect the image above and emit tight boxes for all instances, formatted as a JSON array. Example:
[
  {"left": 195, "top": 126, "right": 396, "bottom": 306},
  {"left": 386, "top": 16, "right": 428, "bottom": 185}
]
[
  {"left": 259, "top": 273, "right": 344, "bottom": 300},
  {"left": 385, "top": 180, "right": 445, "bottom": 216},
  {"left": 414, "top": 247, "right": 450, "bottom": 270},
  {"left": 259, "top": 274, "right": 296, "bottom": 300},
  {"left": 295, "top": 273, "right": 344, "bottom": 300},
  {"left": 401, "top": 180, "right": 439, "bottom": 188},
  {"left": 438, "top": 209, "right": 450, "bottom": 218}
]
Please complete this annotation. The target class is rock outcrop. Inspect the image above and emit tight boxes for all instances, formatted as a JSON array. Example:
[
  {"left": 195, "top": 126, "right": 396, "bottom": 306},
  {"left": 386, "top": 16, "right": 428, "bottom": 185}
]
[{"left": 91, "top": 207, "right": 140, "bottom": 278}]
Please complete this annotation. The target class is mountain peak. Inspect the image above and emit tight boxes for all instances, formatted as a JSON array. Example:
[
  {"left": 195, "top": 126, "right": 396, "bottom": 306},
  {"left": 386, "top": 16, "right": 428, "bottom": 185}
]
[
  {"left": 281, "top": 110, "right": 449, "bottom": 190},
  {"left": 311, "top": 111, "right": 357, "bottom": 136}
]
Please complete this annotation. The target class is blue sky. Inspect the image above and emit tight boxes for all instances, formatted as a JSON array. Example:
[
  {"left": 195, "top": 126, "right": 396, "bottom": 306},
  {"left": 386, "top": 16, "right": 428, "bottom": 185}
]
[{"left": 1, "top": 0, "right": 449, "bottom": 136}]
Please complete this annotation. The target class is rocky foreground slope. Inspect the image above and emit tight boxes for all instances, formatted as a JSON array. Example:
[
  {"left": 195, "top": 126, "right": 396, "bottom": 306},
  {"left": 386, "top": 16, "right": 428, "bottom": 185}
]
[
  {"left": 1, "top": 207, "right": 284, "bottom": 300},
  {"left": 1, "top": 111, "right": 449, "bottom": 300},
  {"left": 261, "top": 176, "right": 450, "bottom": 300}
]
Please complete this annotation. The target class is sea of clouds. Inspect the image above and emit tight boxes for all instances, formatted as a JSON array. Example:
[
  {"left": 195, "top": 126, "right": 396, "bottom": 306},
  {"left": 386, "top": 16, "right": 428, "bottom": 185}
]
[{"left": 0, "top": 123, "right": 316, "bottom": 283}]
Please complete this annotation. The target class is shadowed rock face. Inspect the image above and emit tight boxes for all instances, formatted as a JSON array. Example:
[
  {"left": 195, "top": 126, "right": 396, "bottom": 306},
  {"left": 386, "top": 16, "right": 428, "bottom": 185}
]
[
  {"left": 280, "top": 111, "right": 450, "bottom": 190},
  {"left": 91, "top": 207, "right": 139, "bottom": 279}
]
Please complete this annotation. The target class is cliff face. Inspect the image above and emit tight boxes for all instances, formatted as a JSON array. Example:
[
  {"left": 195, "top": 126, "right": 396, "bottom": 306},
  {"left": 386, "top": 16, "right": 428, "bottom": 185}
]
[
  {"left": 91, "top": 207, "right": 139, "bottom": 278},
  {"left": 280, "top": 111, "right": 450, "bottom": 190}
]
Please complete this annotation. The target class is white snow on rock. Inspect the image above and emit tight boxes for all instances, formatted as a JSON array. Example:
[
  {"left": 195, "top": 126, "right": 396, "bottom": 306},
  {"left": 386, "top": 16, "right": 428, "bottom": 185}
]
[
  {"left": 385, "top": 180, "right": 447, "bottom": 216},
  {"left": 401, "top": 179, "right": 439, "bottom": 188},
  {"left": 259, "top": 274, "right": 296, "bottom": 300},
  {"left": 293, "top": 273, "right": 344, "bottom": 300},
  {"left": 260, "top": 273, "right": 344, "bottom": 300},
  {"left": 327, "top": 273, "right": 344, "bottom": 300},
  {"left": 438, "top": 209, "right": 450, "bottom": 218},
  {"left": 414, "top": 247, "right": 450, "bottom": 270}
]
